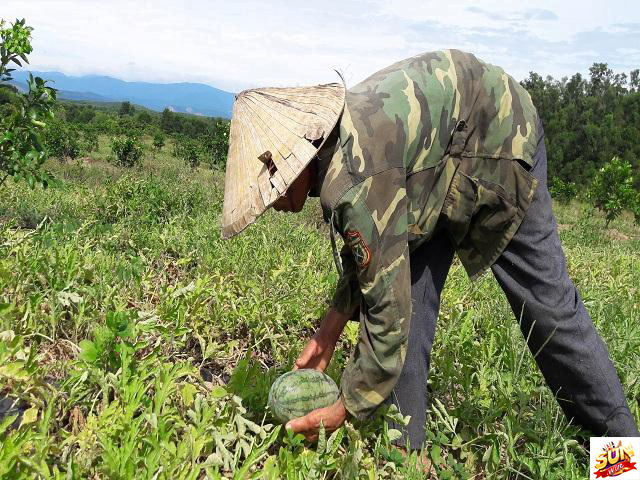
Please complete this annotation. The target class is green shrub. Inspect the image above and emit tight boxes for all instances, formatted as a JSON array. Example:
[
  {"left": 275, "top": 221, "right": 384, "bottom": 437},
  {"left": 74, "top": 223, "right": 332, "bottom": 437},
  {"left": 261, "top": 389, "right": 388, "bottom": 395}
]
[
  {"left": 0, "top": 18, "right": 57, "bottom": 189},
  {"left": 588, "top": 156, "right": 636, "bottom": 227},
  {"left": 117, "top": 115, "right": 144, "bottom": 137},
  {"left": 152, "top": 131, "right": 165, "bottom": 150},
  {"left": 173, "top": 135, "right": 201, "bottom": 169},
  {"left": 632, "top": 192, "right": 640, "bottom": 226},
  {"left": 0, "top": 83, "right": 20, "bottom": 107},
  {"left": 201, "top": 120, "right": 230, "bottom": 169},
  {"left": 81, "top": 126, "right": 99, "bottom": 153},
  {"left": 92, "top": 111, "right": 118, "bottom": 135},
  {"left": 118, "top": 101, "right": 134, "bottom": 116},
  {"left": 110, "top": 136, "right": 143, "bottom": 168},
  {"left": 94, "top": 174, "right": 205, "bottom": 225},
  {"left": 43, "top": 119, "right": 83, "bottom": 162},
  {"left": 549, "top": 177, "right": 577, "bottom": 204}
]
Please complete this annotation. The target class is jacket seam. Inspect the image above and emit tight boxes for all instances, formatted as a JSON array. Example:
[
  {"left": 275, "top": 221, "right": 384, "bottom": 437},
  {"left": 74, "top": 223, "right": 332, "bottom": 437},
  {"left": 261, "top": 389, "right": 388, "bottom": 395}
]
[{"left": 329, "top": 166, "right": 405, "bottom": 210}]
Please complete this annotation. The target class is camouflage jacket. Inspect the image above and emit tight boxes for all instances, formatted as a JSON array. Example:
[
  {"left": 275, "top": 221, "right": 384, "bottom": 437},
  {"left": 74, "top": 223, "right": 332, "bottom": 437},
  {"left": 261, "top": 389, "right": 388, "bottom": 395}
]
[{"left": 315, "top": 49, "right": 541, "bottom": 420}]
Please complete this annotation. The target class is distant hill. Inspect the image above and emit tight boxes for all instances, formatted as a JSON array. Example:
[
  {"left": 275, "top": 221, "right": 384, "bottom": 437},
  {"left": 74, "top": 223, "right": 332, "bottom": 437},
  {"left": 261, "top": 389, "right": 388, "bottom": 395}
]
[{"left": 11, "top": 71, "right": 235, "bottom": 118}]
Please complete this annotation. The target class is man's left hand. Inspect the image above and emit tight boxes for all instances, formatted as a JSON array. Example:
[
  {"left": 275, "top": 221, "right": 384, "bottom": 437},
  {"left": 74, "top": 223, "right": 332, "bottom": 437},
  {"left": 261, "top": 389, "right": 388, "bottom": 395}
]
[{"left": 286, "top": 396, "right": 349, "bottom": 442}]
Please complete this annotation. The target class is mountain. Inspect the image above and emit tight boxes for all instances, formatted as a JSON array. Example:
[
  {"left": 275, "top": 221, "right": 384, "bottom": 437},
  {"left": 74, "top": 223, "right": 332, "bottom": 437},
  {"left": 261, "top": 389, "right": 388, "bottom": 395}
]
[{"left": 11, "top": 71, "right": 235, "bottom": 118}]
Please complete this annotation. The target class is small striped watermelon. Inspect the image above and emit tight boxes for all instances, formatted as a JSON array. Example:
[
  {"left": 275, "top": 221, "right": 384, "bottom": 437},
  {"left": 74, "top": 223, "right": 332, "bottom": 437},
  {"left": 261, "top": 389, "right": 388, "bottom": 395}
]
[{"left": 268, "top": 369, "right": 339, "bottom": 424}]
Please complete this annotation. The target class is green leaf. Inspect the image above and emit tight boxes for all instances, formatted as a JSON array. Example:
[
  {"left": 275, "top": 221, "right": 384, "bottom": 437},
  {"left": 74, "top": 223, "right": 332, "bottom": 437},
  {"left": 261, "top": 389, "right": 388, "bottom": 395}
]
[
  {"left": 79, "top": 340, "right": 98, "bottom": 363},
  {"left": 479, "top": 446, "right": 490, "bottom": 468},
  {"left": 387, "top": 428, "right": 402, "bottom": 442},
  {"left": 210, "top": 385, "right": 227, "bottom": 398},
  {"left": 106, "top": 311, "right": 132, "bottom": 337},
  {"left": 57, "top": 291, "right": 83, "bottom": 307},
  {"left": 432, "top": 444, "right": 442, "bottom": 465},
  {"left": 181, "top": 383, "right": 197, "bottom": 407},
  {"left": 20, "top": 406, "right": 38, "bottom": 427}
]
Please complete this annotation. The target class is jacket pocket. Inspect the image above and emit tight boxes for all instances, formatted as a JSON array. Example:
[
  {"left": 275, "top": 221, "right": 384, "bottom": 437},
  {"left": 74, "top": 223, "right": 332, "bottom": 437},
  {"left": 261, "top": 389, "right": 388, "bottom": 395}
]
[{"left": 439, "top": 156, "right": 537, "bottom": 277}]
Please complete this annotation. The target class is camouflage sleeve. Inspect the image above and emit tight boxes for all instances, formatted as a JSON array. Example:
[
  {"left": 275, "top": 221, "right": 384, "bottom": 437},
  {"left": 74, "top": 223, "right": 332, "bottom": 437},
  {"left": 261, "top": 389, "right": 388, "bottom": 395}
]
[
  {"left": 330, "top": 244, "right": 361, "bottom": 317},
  {"left": 336, "top": 168, "right": 411, "bottom": 420}
]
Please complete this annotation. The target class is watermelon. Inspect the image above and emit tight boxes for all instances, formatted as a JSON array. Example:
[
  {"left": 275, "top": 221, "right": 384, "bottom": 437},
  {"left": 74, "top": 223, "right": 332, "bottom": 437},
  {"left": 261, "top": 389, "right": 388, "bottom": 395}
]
[{"left": 268, "top": 369, "right": 340, "bottom": 424}]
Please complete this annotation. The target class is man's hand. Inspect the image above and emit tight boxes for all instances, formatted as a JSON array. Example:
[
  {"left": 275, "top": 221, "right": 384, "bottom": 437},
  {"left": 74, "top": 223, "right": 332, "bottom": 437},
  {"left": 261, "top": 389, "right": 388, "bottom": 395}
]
[
  {"left": 293, "top": 330, "right": 337, "bottom": 372},
  {"left": 293, "top": 307, "right": 352, "bottom": 372},
  {"left": 286, "top": 396, "right": 349, "bottom": 442}
]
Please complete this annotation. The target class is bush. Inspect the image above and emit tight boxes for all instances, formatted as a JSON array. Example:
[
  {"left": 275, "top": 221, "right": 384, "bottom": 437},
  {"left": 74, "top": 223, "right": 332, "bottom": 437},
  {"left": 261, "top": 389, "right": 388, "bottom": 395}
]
[
  {"left": 94, "top": 174, "right": 205, "bottom": 225},
  {"left": 118, "top": 101, "right": 134, "bottom": 116},
  {"left": 117, "top": 116, "right": 144, "bottom": 137},
  {"left": 632, "top": 192, "right": 640, "bottom": 226},
  {"left": 43, "top": 119, "right": 82, "bottom": 162},
  {"left": 153, "top": 131, "right": 165, "bottom": 150},
  {"left": 92, "top": 111, "right": 118, "bottom": 135},
  {"left": 588, "top": 156, "right": 636, "bottom": 227},
  {"left": 0, "top": 83, "right": 20, "bottom": 107},
  {"left": 172, "top": 135, "right": 201, "bottom": 169},
  {"left": 110, "top": 136, "right": 143, "bottom": 168},
  {"left": 201, "top": 120, "right": 230, "bottom": 169},
  {"left": 136, "top": 110, "right": 152, "bottom": 125},
  {"left": 549, "top": 177, "right": 577, "bottom": 204},
  {"left": 0, "top": 18, "right": 57, "bottom": 189},
  {"left": 80, "top": 125, "right": 99, "bottom": 153}
]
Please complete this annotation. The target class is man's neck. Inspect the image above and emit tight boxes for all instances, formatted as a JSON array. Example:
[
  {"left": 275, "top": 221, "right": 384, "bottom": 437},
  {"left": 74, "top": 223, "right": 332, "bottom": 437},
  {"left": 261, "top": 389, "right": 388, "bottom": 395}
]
[{"left": 308, "top": 124, "right": 340, "bottom": 197}]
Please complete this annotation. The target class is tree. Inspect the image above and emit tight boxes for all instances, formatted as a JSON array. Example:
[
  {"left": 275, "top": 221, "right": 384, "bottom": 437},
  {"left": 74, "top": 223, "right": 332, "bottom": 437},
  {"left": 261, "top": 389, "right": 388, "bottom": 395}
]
[
  {"left": 632, "top": 193, "right": 640, "bottom": 226},
  {"left": 119, "top": 101, "right": 134, "bottom": 116},
  {"left": 110, "top": 136, "right": 143, "bottom": 168},
  {"left": 630, "top": 69, "right": 640, "bottom": 93},
  {"left": 172, "top": 135, "right": 200, "bottom": 169},
  {"left": 589, "top": 63, "right": 614, "bottom": 97},
  {"left": 201, "top": 120, "right": 230, "bottom": 168},
  {"left": 588, "top": 157, "right": 636, "bottom": 227},
  {"left": 43, "top": 119, "right": 82, "bottom": 162},
  {"left": 548, "top": 178, "right": 577, "bottom": 204},
  {"left": 136, "top": 110, "right": 152, "bottom": 125},
  {"left": 160, "top": 108, "right": 176, "bottom": 133},
  {"left": 153, "top": 131, "right": 165, "bottom": 150},
  {"left": 80, "top": 125, "right": 99, "bottom": 152},
  {"left": 0, "top": 18, "right": 57, "bottom": 189}
]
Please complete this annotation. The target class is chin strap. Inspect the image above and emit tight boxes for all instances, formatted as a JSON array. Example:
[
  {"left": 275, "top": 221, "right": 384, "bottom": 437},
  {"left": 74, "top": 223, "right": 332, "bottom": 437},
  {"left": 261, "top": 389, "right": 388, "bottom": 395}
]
[{"left": 329, "top": 209, "right": 344, "bottom": 277}]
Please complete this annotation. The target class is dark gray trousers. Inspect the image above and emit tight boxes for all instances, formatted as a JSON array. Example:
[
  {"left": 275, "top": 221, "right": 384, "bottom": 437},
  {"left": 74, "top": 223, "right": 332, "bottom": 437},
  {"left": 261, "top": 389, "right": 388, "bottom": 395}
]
[{"left": 384, "top": 129, "right": 639, "bottom": 449}]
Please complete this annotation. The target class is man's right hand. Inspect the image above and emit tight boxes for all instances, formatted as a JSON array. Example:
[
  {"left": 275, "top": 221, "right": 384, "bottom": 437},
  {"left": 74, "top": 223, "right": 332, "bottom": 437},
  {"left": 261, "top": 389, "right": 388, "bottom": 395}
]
[
  {"left": 293, "top": 307, "right": 352, "bottom": 372},
  {"left": 293, "top": 330, "right": 338, "bottom": 372}
]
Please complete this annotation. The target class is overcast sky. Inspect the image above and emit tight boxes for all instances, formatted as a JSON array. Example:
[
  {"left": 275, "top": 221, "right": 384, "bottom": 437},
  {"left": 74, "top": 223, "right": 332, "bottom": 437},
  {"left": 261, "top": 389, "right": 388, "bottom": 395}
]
[{"left": 4, "top": 0, "right": 640, "bottom": 93}]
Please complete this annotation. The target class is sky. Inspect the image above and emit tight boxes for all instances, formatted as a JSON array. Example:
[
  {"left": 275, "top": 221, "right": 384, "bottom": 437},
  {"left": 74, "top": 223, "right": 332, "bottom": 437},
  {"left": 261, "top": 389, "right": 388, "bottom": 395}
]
[{"left": 3, "top": 0, "right": 640, "bottom": 93}]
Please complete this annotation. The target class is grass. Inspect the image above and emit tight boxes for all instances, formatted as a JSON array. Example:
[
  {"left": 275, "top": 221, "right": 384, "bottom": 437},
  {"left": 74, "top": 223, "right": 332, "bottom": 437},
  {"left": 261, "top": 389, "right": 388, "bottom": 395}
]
[{"left": 0, "top": 136, "right": 639, "bottom": 479}]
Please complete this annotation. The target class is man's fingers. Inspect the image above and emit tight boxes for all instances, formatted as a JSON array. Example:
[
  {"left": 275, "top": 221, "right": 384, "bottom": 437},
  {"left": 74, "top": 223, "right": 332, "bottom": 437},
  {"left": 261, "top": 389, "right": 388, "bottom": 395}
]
[
  {"left": 293, "top": 355, "right": 307, "bottom": 370},
  {"left": 285, "top": 416, "right": 307, "bottom": 433},
  {"left": 293, "top": 357, "right": 310, "bottom": 370},
  {"left": 286, "top": 410, "right": 319, "bottom": 434}
]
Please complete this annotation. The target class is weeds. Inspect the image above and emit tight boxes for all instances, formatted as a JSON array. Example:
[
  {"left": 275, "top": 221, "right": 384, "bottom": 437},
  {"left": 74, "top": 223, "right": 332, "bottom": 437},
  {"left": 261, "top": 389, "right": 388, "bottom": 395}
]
[{"left": 0, "top": 136, "right": 638, "bottom": 478}]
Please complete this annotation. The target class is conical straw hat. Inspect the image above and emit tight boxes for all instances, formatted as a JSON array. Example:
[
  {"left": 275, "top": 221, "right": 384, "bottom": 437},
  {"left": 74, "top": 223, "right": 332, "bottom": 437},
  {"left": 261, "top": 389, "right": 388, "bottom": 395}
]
[{"left": 221, "top": 81, "right": 346, "bottom": 239}]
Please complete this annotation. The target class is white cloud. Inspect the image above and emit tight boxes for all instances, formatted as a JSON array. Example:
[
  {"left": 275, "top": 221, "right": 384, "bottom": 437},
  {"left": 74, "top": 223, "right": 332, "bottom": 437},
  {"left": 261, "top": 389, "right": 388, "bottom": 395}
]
[{"left": 3, "top": 0, "right": 640, "bottom": 92}]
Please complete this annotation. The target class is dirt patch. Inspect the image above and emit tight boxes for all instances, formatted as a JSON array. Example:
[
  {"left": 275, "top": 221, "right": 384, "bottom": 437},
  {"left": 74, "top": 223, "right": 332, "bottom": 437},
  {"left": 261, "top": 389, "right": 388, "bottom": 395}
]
[
  {"left": 606, "top": 229, "right": 631, "bottom": 242},
  {"left": 38, "top": 340, "right": 79, "bottom": 381},
  {"left": 557, "top": 223, "right": 571, "bottom": 232}
]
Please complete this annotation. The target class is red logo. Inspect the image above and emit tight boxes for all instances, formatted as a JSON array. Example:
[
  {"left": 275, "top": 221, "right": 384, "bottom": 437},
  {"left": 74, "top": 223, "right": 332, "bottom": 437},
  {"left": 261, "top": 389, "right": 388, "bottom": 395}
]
[
  {"left": 593, "top": 441, "right": 637, "bottom": 478},
  {"left": 344, "top": 230, "right": 371, "bottom": 269}
]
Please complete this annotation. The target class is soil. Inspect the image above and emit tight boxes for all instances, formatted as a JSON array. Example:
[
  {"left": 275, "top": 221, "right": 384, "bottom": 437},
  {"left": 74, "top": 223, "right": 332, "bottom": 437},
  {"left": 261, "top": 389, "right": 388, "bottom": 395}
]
[{"left": 606, "top": 228, "right": 631, "bottom": 241}]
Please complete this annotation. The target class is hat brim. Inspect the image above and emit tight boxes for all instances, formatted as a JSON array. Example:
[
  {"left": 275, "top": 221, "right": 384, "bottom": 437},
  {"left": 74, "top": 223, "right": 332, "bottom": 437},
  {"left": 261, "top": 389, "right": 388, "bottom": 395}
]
[{"left": 221, "top": 81, "right": 346, "bottom": 239}]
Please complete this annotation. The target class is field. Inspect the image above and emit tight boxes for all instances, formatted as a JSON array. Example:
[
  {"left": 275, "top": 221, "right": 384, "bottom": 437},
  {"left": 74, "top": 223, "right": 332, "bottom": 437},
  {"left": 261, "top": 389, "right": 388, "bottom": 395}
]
[{"left": 0, "top": 136, "right": 639, "bottom": 479}]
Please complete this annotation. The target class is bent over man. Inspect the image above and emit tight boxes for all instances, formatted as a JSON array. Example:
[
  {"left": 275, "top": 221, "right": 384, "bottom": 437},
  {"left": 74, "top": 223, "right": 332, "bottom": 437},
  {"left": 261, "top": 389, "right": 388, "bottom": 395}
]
[{"left": 221, "top": 49, "right": 639, "bottom": 449}]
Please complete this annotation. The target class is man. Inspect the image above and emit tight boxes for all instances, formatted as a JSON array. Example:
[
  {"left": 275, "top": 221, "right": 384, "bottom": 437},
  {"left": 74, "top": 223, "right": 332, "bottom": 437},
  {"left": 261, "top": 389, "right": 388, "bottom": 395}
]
[{"left": 221, "top": 49, "right": 639, "bottom": 451}]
